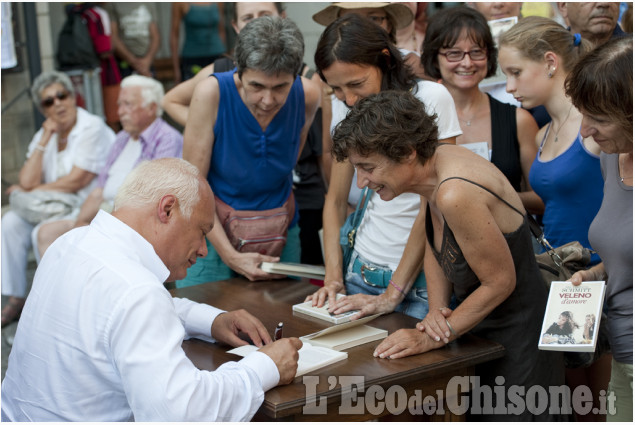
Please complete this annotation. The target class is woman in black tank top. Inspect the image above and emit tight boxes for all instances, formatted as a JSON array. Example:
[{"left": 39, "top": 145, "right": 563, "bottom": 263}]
[{"left": 332, "top": 91, "right": 566, "bottom": 421}]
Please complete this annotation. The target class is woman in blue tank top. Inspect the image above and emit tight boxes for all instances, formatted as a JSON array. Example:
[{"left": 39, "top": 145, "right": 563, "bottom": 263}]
[
  {"left": 177, "top": 17, "right": 320, "bottom": 288},
  {"left": 498, "top": 17, "right": 603, "bottom": 265}
]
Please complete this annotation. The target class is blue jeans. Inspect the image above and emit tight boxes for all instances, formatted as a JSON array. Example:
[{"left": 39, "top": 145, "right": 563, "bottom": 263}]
[
  {"left": 176, "top": 224, "right": 301, "bottom": 288},
  {"left": 344, "top": 250, "right": 429, "bottom": 320}
]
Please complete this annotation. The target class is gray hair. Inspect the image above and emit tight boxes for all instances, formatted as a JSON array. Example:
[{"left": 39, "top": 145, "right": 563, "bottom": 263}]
[
  {"left": 30, "top": 71, "right": 75, "bottom": 112},
  {"left": 114, "top": 158, "right": 202, "bottom": 219},
  {"left": 234, "top": 16, "right": 304, "bottom": 78},
  {"left": 120, "top": 75, "right": 164, "bottom": 117}
]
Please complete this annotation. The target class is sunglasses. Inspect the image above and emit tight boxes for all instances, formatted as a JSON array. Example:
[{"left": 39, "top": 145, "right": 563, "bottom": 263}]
[{"left": 41, "top": 91, "right": 70, "bottom": 108}]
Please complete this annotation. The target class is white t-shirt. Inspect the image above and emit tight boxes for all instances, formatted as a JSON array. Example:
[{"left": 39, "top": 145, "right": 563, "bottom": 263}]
[
  {"left": 102, "top": 138, "right": 142, "bottom": 201},
  {"left": 26, "top": 107, "right": 115, "bottom": 200},
  {"left": 331, "top": 81, "right": 462, "bottom": 270},
  {"left": 1, "top": 211, "right": 278, "bottom": 421}
]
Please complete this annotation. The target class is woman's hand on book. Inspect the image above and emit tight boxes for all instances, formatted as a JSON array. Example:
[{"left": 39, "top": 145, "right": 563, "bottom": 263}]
[
  {"left": 330, "top": 292, "right": 400, "bottom": 321},
  {"left": 305, "top": 281, "right": 345, "bottom": 308}
]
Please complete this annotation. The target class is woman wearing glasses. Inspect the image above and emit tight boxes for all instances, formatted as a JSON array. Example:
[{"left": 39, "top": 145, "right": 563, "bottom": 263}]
[
  {"left": 1, "top": 71, "right": 115, "bottom": 327},
  {"left": 421, "top": 6, "right": 541, "bottom": 212}
]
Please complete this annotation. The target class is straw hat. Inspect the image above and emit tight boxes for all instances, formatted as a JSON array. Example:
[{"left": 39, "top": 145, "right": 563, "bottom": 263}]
[{"left": 312, "top": 2, "right": 414, "bottom": 29}]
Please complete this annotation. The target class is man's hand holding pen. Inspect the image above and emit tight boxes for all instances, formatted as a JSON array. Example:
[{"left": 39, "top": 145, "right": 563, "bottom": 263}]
[{"left": 259, "top": 322, "right": 303, "bottom": 384}]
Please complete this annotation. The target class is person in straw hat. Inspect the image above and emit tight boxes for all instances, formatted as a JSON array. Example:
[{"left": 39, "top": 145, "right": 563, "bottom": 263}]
[{"left": 313, "top": 2, "right": 413, "bottom": 43}]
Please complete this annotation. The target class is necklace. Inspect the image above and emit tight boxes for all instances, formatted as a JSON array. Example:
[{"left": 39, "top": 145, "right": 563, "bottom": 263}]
[
  {"left": 553, "top": 105, "right": 574, "bottom": 143},
  {"left": 619, "top": 153, "right": 632, "bottom": 183}
]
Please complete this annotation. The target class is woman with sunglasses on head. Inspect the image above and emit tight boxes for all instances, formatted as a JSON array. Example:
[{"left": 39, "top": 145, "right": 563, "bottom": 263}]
[
  {"left": 1, "top": 71, "right": 115, "bottom": 327},
  {"left": 421, "top": 6, "right": 541, "bottom": 212},
  {"left": 306, "top": 14, "right": 461, "bottom": 320}
]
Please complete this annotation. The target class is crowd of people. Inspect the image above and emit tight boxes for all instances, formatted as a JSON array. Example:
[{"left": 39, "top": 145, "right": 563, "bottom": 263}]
[{"left": 1, "top": 2, "right": 632, "bottom": 422}]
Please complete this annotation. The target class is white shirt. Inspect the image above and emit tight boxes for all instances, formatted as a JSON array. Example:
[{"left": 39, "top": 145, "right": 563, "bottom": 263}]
[
  {"left": 1, "top": 211, "right": 279, "bottom": 422},
  {"left": 332, "top": 81, "right": 462, "bottom": 270},
  {"left": 26, "top": 107, "right": 115, "bottom": 200},
  {"left": 102, "top": 137, "right": 142, "bottom": 201}
]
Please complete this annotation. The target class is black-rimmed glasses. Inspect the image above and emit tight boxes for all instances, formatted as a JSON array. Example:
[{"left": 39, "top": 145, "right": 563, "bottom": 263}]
[
  {"left": 438, "top": 49, "right": 487, "bottom": 62},
  {"left": 40, "top": 91, "right": 70, "bottom": 108}
]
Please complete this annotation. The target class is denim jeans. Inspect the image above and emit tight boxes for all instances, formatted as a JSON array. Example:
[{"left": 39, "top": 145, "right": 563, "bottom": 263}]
[{"left": 344, "top": 250, "right": 429, "bottom": 320}]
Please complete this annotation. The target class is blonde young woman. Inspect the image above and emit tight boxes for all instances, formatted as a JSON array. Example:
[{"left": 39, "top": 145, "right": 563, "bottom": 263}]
[{"left": 498, "top": 17, "right": 602, "bottom": 265}]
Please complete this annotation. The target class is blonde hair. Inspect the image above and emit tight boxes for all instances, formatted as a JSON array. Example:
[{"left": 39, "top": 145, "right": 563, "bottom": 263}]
[
  {"left": 498, "top": 16, "right": 592, "bottom": 73},
  {"left": 114, "top": 158, "right": 202, "bottom": 219}
]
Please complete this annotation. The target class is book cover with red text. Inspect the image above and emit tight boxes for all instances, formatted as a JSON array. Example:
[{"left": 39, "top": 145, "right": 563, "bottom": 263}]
[{"left": 538, "top": 281, "right": 606, "bottom": 352}]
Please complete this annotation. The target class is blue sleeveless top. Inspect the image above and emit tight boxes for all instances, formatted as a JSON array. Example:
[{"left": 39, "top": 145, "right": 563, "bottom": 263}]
[
  {"left": 529, "top": 124, "right": 603, "bottom": 263},
  {"left": 209, "top": 70, "right": 304, "bottom": 226}
]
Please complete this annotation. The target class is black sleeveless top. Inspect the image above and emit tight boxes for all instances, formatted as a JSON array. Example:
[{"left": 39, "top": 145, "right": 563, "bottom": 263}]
[
  {"left": 489, "top": 95, "right": 522, "bottom": 192},
  {"left": 425, "top": 177, "right": 566, "bottom": 421}
]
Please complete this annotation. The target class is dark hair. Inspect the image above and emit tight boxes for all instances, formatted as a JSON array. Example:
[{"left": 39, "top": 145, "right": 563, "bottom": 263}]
[
  {"left": 332, "top": 90, "right": 438, "bottom": 165},
  {"left": 560, "top": 311, "right": 581, "bottom": 335},
  {"left": 421, "top": 6, "right": 497, "bottom": 80},
  {"left": 314, "top": 14, "right": 415, "bottom": 92},
  {"left": 565, "top": 37, "right": 632, "bottom": 135}
]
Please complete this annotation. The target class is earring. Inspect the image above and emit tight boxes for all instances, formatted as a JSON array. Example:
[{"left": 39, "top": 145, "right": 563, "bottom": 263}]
[{"left": 548, "top": 67, "right": 555, "bottom": 78}]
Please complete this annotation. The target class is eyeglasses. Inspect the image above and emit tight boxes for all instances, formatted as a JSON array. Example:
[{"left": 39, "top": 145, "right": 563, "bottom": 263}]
[
  {"left": 438, "top": 49, "right": 487, "bottom": 62},
  {"left": 40, "top": 91, "right": 70, "bottom": 108}
]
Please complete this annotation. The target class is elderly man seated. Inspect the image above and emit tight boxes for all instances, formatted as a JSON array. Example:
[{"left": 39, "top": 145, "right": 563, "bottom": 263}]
[
  {"left": 1, "top": 158, "right": 302, "bottom": 421},
  {"left": 35, "top": 75, "right": 183, "bottom": 259}
]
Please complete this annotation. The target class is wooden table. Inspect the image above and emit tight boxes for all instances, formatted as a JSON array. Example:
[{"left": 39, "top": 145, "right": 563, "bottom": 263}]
[{"left": 171, "top": 278, "right": 504, "bottom": 421}]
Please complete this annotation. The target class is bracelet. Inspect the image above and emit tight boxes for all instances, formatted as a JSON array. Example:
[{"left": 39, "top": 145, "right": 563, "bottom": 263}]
[
  {"left": 389, "top": 279, "right": 405, "bottom": 296},
  {"left": 445, "top": 319, "right": 458, "bottom": 337},
  {"left": 33, "top": 144, "right": 46, "bottom": 153}
]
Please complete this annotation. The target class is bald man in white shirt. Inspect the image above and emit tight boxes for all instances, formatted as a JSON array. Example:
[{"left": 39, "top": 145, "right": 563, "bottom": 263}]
[{"left": 1, "top": 158, "right": 301, "bottom": 422}]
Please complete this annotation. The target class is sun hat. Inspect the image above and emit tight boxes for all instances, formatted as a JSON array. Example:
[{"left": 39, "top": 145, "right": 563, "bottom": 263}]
[{"left": 312, "top": 2, "right": 414, "bottom": 29}]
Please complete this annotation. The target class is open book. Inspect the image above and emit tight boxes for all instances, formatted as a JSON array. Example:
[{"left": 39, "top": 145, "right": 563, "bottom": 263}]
[
  {"left": 292, "top": 293, "right": 359, "bottom": 324},
  {"left": 539, "top": 281, "right": 606, "bottom": 352},
  {"left": 227, "top": 343, "right": 347, "bottom": 377},
  {"left": 260, "top": 262, "right": 325, "bottom": 280},
  {"left": 299, "top": 314, "right": 387, "bottom": 351}
]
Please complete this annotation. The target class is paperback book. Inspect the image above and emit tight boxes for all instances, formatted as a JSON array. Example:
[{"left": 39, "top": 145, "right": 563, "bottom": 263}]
[
  {"left": 292, "top": 293, "right": 359, "bottom": 324},
  {"left": 538, "top": 281, "right": 606, "bottom": 352},
  {"left": 228, "top": 343, "right": 348, "bottom": 377},
  {"left": 260, "top": 262, "right": 325, "bottom": 280},
  {"left": 299, "top": 314, "right": 386, "bottom": 351}
]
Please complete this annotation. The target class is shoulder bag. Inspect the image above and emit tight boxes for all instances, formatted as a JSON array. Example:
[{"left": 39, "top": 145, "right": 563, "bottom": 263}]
[
  {"left": 339, "top": 188, "right": 372, "bottom": 274},
  {"left": 526, "top": 213, "right": 610, "bottom": 368}
]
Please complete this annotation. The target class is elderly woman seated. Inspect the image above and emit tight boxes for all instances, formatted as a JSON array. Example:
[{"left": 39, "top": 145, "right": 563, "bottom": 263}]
[{"left": 1, "top": 71, "right": 115, "bottom": 327}]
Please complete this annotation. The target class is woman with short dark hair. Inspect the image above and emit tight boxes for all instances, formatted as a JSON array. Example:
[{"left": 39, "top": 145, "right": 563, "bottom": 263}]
[
  {"left": 334, "top": 90, "right": 565, "bottom": 421},
  {"left": 567, "top": 36, "right": 633, "bottom": 423}
]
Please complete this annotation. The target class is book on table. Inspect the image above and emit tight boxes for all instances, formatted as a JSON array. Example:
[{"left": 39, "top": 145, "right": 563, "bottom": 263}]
[
  {"left": 260, "top": 262, "right": 325, "bottom": 280},
  {"left": 538, "top": 281, "right": 606, "bottom": 353},
  {"left": 292, "top": 293, "right": 359, "bottom": 324},
  {"left": 299, "top": 314, "right": 387, "bottom": 351},
  {"left": 227, "top": 343, "right": 348, "bottom": 377}
]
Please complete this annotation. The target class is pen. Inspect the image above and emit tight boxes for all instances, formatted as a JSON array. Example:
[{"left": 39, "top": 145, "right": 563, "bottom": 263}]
[{"left": 274, "top": 322, "right": 283, "bottom": 341}]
